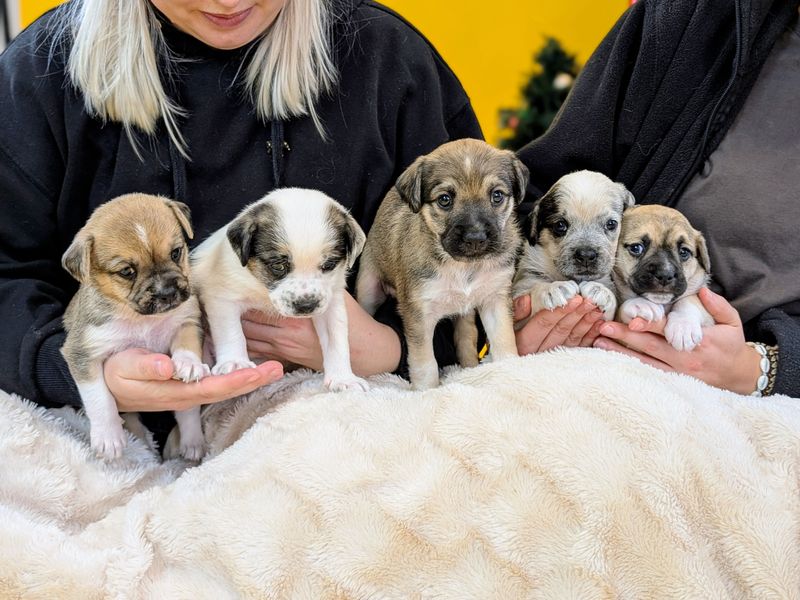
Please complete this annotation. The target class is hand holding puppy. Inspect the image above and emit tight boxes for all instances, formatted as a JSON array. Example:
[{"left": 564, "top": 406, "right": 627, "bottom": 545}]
[
  {"left": 593, "top": 288, "right": 763, "bottom": 394},
  {"left": 513, "top": 294, "right": 605, "bottom": 354},
  {"left": 104, "top": 349, "right": 284, "bottom": 412}
]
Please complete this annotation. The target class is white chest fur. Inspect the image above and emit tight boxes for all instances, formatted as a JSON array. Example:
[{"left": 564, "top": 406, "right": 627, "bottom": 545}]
[{"left": 418, "top": 260, "right": 513, "bottom": 319}]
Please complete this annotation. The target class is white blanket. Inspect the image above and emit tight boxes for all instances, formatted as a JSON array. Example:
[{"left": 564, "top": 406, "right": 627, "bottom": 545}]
[{"left": 1, "top": 348, "right": 798, "bottom": 599}]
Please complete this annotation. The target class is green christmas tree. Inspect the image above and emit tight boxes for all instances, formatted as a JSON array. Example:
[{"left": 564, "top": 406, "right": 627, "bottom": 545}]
[{"left": 499, "top": 37, "right": 580, "bottom": 151}]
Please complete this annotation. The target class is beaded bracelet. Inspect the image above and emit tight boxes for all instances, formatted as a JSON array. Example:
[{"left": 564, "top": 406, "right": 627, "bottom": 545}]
[{"left": 746, "top": 342, "right": 779, "bottom": 397}]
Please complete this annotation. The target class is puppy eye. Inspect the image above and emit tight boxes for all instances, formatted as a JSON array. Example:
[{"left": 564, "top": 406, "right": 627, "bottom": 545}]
[
  {"left": 627, "top": 243, "right": 644, "bottom": 257},
  {"left": 678, "top": 246, "right": 693, "bottom": 261},
  {"left": 552, "top": 219, "right": 569, "bottom": 237},
  {"left": 605, "top": 219, "right": 618, "bottom": 231},
  {"left": 490, "top": 190, "right": 506, "bottom": 205},
  {"left": 269, "top": 261, "right": 288, "bottom": 277},
  {"left": 436, "top": 194, "right": 453, "bottom": 210},
  {"left": 170, "top": 247, "right": 182, "bottom": 262},
  {"left": 118, "top": 266, "right": 136, "bottom": 280},
  {"left": 320, "top": 257, "right": 339, "bottom": 273}
]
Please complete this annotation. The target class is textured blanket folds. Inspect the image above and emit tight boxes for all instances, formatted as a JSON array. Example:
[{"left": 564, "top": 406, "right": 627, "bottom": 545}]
[{"left": 1, "top": 348, "right": 798, "bottom": 599}]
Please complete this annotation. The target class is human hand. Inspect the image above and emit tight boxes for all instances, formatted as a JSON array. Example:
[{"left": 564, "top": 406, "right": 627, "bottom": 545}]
[
  {"left": 513, "top": 294, "right": 606, "bottom": 355},
  {"left": 592, "top": 288, "right": 762, "bottom": 394},
  {"left": 242, "top": 292, "right": 402, "bottom": 376},
  {"left": 105, "top": 348, "right": 284, "bottom": 412}
]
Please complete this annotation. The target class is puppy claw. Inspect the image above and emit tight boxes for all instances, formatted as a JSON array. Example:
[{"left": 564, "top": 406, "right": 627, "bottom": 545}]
[
  {"left": 540, "top": 280, "right": 580, "bottom": 311},
  {"left": 620, "top": 297, "right": 665, "bottom": 324},
  {"left": 91, "top": 423, "right": 127, "bottom": 460},
  {"left": 212, "top": 359, "right": 257, "bottom": 376},
  {"left": 578, "top": 281, "right": 617, "bottom": 319},
  {"left": 665, "top": 316, "right": 704, "bottom": 352},
  {"left": 172, "top": 351, "right": 211, "bottom": 382},
  {"left": 179, "top": 441, "right": 206, "bottom": 462},
  {"left": 325, "top": 375, "right": 370, "bottom": 392}
]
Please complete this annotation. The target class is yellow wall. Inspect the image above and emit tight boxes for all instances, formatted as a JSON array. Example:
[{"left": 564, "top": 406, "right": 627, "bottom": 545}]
[{"left": 19, "top": 0, "right": 626, "bottom": 142}]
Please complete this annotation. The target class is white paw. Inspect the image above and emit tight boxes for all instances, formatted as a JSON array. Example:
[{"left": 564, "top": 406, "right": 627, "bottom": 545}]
[
  {"left": 179, "top": 432, "right": 206, "bottom": 462},
  {"left": 212, "top": 358, "right": 256, "bottom": 376},
  {"left": 91, "top": 421, "right": 127, "bottom": 460},
  {"left": 325, "top": 374, "right": 370, "bottom": 392},
  {"left": 579, "top": 281, "right": 617, "bottom": 319},
  {"left": 172, "top": 350, "right": 211, "bottom": 382},
  {"left": 620, "top": 297, "right": 665, "bottom": 324},
  {"left": 665, "top": 315, "right": 704, "bottom": 352},
  {"left": 539, "top": 280, "right": 580, "bottom": 310}
]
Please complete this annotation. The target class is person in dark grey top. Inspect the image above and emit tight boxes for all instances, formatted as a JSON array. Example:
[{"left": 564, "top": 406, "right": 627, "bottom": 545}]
[{"left": 516, "top": 0, "right": 799, "bottom": 398}]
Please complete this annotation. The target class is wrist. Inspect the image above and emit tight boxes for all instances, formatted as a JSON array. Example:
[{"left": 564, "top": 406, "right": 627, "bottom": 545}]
[{"left": 745, "top": 342, "right": 779, "bottom": 397}]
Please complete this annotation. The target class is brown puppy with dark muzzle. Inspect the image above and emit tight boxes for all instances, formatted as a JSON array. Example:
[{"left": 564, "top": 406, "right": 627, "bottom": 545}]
[
  {"left": 613, "top": 204, "right": 714, "bottom": 351},
  {"left": 61, "top": 193, "right": 209, "bottom": 460},
  {"left": 356, "top": 139, "right": 526, "bottom": 389}
]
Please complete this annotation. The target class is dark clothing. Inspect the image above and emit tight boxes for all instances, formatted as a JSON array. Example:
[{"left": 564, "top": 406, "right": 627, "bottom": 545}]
[
  {"left": 518, "top": 0, "right": 800, "bottom": 397},
  {"left": 0, "top": 1, "right": 482, "bottom": 410}
]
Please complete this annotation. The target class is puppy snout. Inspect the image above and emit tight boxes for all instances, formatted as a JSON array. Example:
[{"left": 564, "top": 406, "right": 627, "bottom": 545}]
[
  {"left": 648, "top": 263, "right": 676, "bottom": 286},
  {"left": 461, "top": 227, "right": 488, "bottom": 252},
  {"left": 292, "top": 295, "right": 321, "bottom": 315},
  {"left": 574, "top": 247, "right": 598, "bottom": 266},
  {"left": 151, "top": 279, "right": 178, "bottom": 302}
]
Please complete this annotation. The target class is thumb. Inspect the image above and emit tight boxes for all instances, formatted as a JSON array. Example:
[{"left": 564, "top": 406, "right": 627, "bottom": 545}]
[
  {"left": 698, "top": 287, "right": 740, "bottom": 327},
  {"left": 116, "top": 349, "right": 174, "bottom": 381},
  {"left": 513, "top": 295, "right": 531, "bottom": 321}
]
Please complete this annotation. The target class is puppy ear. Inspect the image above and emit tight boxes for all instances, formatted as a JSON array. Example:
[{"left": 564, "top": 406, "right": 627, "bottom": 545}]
[
  {"left": 507, "top": 151, "right": 530, "bottom": 206},
  {"left": 341, "top": 211, "right": 367, "bottom": 269},
  {"left": 394, "top": 155, "right": 426, "bottom": 213},
  {"left": 618, "top": 184, "right": 636, "bottom": 209},
  {"left": 62, "top": 231, "right": 94, "bottom": 283},
  {"left": 694, "top": 230, "right": 711, "bottom": 273},
  {"left": 227, "top": 214, "right": 258, "bottom": 267},
  {"left": 166, "top": 199, "right": 194, "bottom": 240}
]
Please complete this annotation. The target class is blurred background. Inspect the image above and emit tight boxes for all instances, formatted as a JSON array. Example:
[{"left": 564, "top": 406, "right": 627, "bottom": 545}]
[{"left": 1, "top": 0, "right": 630, "bottom": 145}]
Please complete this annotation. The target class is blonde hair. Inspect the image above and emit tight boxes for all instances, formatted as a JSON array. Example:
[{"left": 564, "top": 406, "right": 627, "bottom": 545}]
[{"left": 53, "top": 0, "right": 337, "bottom": 156}]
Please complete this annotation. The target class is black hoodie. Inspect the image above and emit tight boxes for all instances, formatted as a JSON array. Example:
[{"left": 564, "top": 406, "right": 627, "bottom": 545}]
[
  {"left": 0, "top": 1, "right": 482, "bottom": 413},
  {"left": 517, "top": 0, "right": 800, "bottom": 397}
]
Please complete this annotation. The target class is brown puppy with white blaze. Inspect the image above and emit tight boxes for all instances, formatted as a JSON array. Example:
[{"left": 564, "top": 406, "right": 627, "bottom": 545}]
[
  {"left": 513, "top": 170, "right": 635, "bottom": 327},
  {"left": 61, "top": 193, "right": 209, "bottom": 461},
  {"left": 356, "top": 138, "right": 526, "bottom": 389},
  {"left": 613, "top": 204, "right": 714, "bottom": 351}
]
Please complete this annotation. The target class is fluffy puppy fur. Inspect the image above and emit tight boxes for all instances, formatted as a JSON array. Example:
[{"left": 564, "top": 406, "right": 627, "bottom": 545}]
[
  {"left": 513, "top": 170, "right": 635, "bottom": 326},
  {"left": 60, "top": 193, "right": 208, "bottom": 461},
  {"left": 613, "top": 204, "right": 714, "bottom": 351},
  {"left": 191, "top": 188, "right": 368, "bottom": 391},
  {"left": 356, "top": 138, "right": 526, "bottom": 389}
]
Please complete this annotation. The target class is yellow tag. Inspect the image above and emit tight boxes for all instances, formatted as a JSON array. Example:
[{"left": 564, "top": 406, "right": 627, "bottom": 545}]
[{"left": 478, "top": 343, "right": 490, "bottom": 360}]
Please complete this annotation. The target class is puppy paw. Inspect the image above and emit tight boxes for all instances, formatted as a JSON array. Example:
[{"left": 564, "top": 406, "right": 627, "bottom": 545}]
[
  {"left": 172, "top": 350, "right": 211, "bottom": 382},
  {"left": 665, "top": 315, "right": 704, "bottom": 352},
  {"left": 325, "top": 374, "right": 370, "bottom": 392},
  {"left": 179, "top": 435, "right": 206, "bottom": 462},
  {"left": 540, "top": 280, "right": 580, "bottom": 310},
  {"left": 620, "top": 297, "right": 665, "bottom": 324},
  {"left": 579, "top": 281, "right": 617, "bottom": 319},
  {"left": 212, "top": 359, "right": 257, "bottom": 376},
  {"left": 91, "top": 422, "right": 127, "bottom": 460}
]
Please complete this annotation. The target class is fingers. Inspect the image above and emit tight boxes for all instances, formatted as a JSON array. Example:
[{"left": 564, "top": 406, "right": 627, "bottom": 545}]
[
  {"left": 595, "top": 321, "right": 679, "bottom": 364},
  {"left": 628, "top": 316, "right": 667, "bottom": 335},
  {"left": 242, "top": 309, "right": 283, "bottom": 326},
  {"left": 115, "top": 349, "right": 174, "bottom": 381},
  {"left": 515, "top": 296, "right": 583, "bottom": 354},
  {"left": 592, "top": 336, "right": 674, "bottom": 372},
  {"left": 698, "top": 287, "right": 741, "bottom": 326},
  {"left": 539, "top": 300, "right": 601, "bottom": 352}
]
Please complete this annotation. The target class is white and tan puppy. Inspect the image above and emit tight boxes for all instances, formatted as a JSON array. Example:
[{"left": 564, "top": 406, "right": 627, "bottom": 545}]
[
  {"left": 613, "top": 204, "right": 713, "bottom": 351},
  {"left": 356, "top": 139, "right": 526, "bottom": 389},
  {"left": 513, "top": 170, "right": 635, "bottom": 325},
  {"left": 60, "top": 193, "right": 209, "bottom": 461},
  {"left": 191, "top": 188, "right": 368, "bottom": 391}
]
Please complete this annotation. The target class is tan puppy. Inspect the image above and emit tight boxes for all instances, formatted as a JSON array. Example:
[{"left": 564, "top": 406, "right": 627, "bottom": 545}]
[
  {"left": 356, "top": 139, "right": 526, "bottom": 389},
  {"left": 612, "top": 204, "right": 714, "bottom": 351},
  {"left": 61, "top": 193, "right": 209, "bottom": 460},
  {"left": 191, "top": 188, "right": 369, "bottom": 392},
  {"left": 513, "top": 170, "right": 634, "bottom": 326}
]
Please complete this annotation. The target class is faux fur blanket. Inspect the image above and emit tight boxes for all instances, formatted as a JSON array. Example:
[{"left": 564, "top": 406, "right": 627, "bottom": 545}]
[{"left": 1, "top": 349, "right": 798, "bottom": 599}]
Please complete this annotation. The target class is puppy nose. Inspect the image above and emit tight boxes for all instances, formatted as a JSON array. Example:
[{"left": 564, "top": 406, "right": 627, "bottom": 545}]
[
  {"left": 463, "top": 229, "right": 488, "bottom": 243},
  {"left": 151, "top": 278, "right": 178, "bottom": 301},
  {"left": 647, "top": 263, "right": 676, "bottom": 285},
  {"left": 292, "top": 296, "right": 320, "bottom": 315},
  {"left": 574, "top": 248, "right": 598, "bottom": 264}
]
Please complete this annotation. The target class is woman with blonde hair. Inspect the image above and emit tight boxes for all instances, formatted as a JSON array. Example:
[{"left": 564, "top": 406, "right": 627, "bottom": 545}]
[{"left": 0, "top": 0, "right": 481, "bottom": 444}]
